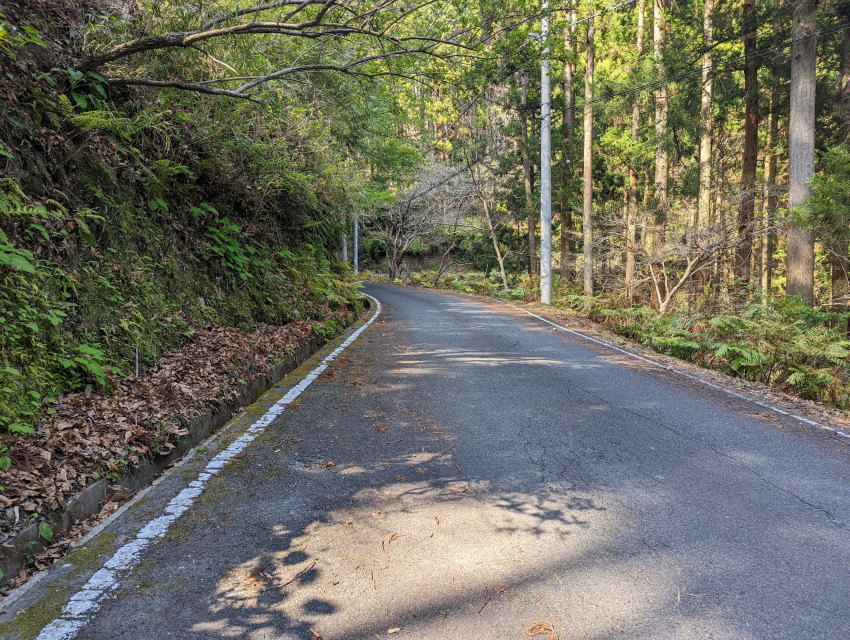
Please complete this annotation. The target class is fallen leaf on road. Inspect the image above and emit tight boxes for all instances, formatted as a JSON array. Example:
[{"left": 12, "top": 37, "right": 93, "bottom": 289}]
[
  {"left": 309, "top": 628, "right": 322, "bottom": 639},
  {"left": 284, "top": 402, "right": 304, "bottom": 409},
  {"left": 325, "top": 461, "right": 336, "bottom": 469},
  {"left": 245, "top": 565, "right": 270, "bottom": 583},
  {"left": 525, "top": 622, "right": 558, "bottom": 639},
  {"left": 387, "top": 533, "right": 405, "bottom": 543},
  {"left": 373, "top": 423, "right": 390, "bottom": 433},
  {"left": 388, "top": 628, "right": 401, "bottom": 634}
]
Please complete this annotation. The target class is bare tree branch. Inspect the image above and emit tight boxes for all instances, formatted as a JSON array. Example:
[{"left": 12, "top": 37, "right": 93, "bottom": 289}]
[
  {"left": 234, "top": 47, "right": 434, "bottom": 92},
  {"left": 106, "top": 77, "right": 262, "bottom": 101},
  {"left": 189, "top": 46, "right": 239, "bottom": 75},
  {"left": 79, "top": 0, "right": 342, "bottom": 70},
  {"left": 200, "top": 0, "right": 327, "bottom": 31}
]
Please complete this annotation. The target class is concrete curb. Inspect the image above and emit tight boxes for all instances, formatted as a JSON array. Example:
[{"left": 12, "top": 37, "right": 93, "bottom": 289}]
[{"left": 0, "top": 306, "right": 364, "bottom": 588}]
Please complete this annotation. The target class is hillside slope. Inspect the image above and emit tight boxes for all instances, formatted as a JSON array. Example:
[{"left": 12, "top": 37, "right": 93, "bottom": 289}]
[{"left": 0, "top": 0, "right": 361, "bottom": 539}]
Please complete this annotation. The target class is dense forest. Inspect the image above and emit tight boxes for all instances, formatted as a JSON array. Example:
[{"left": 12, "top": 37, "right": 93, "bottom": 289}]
[{"left": 2, "top": 0, "right": 850, "bottom": 548}]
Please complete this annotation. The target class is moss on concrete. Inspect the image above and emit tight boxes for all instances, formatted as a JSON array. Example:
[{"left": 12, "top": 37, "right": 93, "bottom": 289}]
[
  {"left": 0, "top": 585, "right": 75, "bottom": 640},
  {"left": 65, "top": 532, "right": 118, "bottom": 570},
  {"left": 0, "top": 533, "right": 118, "bottom": 639}
]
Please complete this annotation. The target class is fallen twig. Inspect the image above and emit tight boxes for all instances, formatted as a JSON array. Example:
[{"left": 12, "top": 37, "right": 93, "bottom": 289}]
[{"left": 278, "top": 558, "right": 318, "bottom": 591}]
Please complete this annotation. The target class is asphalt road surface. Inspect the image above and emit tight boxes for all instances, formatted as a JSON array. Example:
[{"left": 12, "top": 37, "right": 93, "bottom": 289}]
[{"left": 4, "top": 283, "right": 849, "bottom": 640}]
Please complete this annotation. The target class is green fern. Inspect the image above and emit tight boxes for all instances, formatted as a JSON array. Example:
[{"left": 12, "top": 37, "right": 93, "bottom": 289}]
[
  {"left": 0, "top": 179, "right": 64, "bottom": 219},
  {"left": 73, "top": 208, "right": 105, "bottom": 244},
  {"left": 57, "top": 94, "right": 74, "bottom": 118}
]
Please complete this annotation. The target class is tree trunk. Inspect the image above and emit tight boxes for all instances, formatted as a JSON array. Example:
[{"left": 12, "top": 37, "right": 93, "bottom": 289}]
[
  {"left": 480, "top": 194, "right": 509, "bottom": 290},
  {"left": 735, "top": 0, "right": 759, "bottom": 282},
  {"left": 831, "top": 14, "right": 850, "bottom": 311},
  {"left": 786, "top": 0, "right": 816, "bottom": 304},
  {"left": 650, "top": 0, "right": 668, "bottom": 307},
  {"left": 841, "top": 13, "right": 850, "bottom": 142},
  {"left": 653, "top": 0, "right": 668, "bottom": 237},
  {"left": 583, "top": 16, "right": 595, "bottom": 296},
  {"left": 697, "top": 0, "right": 714, "bottom": 231},
  {"left": 626, "top": 0, "right": 645, "bottom": 303},
  {"left": 521, "top": 71, "right": 536, "bottom": 276},
  {"left": 761, "top": 96, "right": 778, "bottom": 294},
  {"left": 561, "top": 4, "right": 577, "bottom": 282}
]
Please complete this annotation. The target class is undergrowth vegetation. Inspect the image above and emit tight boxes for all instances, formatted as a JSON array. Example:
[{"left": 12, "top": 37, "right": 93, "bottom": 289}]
[{"left": 0, "top": 3, "right": 366, "bottom": 444}]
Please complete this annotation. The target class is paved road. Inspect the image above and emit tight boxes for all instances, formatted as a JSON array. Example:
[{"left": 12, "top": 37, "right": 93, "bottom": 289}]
[{"left": 4, "top": 283, "right": 849, "bottom": 639}]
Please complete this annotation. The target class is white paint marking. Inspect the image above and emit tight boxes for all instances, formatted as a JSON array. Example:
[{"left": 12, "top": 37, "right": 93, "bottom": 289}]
[
  {"left": 36, "top": 295, "right": 382, "bottom": 640},
  {"left": 509, "top": 304, "right": 850, "bottom": 441}
]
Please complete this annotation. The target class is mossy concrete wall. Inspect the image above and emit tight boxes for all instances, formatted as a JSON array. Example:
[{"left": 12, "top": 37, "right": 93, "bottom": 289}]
[{"left": 0, "top": 321, "right": 345, "bottom": 586}]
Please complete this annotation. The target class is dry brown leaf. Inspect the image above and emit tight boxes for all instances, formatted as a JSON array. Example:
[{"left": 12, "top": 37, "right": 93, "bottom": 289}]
[{"left": 525, "top": 622, "right": 558, "bottom": 639}]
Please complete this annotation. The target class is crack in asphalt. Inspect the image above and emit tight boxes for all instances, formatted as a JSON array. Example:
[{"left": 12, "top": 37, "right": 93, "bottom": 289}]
[{"left": 577, "top": 385, "right": 849, "bottom": 530}]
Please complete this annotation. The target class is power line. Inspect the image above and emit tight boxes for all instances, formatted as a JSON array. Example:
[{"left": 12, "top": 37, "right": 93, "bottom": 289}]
[
  {"left": 425, "top": 0, "right": 640, "bottom": 154},
  {"left": 564, "top": 0, "right": 638, "bottom": 29},
  {"left": 580, "top": 21, "right": 847, "bottom": 111},
  {"left": 478, "top": 21, "right": 845, "bottom": 116}
]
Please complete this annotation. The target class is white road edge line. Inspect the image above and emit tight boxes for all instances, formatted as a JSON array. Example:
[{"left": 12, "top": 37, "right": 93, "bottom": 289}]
[
  {"left": 35, "top": 294, "right": 382, "bottom": 640},
  {"left": 509, "top": 303, "right": 850, "bottom": 442}
]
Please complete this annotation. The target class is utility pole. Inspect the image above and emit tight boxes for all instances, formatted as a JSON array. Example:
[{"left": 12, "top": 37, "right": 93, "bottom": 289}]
[
  {"left": 583, "top": 12, "right": 595, "bottom": 296},
  {"left": 539, "top": 0, "right": 553, "bottom": 305}
]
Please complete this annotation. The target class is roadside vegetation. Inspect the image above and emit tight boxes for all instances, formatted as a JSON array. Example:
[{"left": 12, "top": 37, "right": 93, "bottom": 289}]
[{"left": 0, "top": 0, "right": 379, "bottom": 560}]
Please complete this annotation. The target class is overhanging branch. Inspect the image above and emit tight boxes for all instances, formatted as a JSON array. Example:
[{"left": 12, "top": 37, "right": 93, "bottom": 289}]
[{"left": 106, "top": 77, "right": 262, "bottom": 101}]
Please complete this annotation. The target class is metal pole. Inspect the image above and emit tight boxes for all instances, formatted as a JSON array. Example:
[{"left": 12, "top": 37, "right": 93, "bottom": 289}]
[
  {"left": 540, "top": 0, "right": 552, "bottom": 305},
  {"left": 354, "top": 210, "right": 359, "bottom": 274}
]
